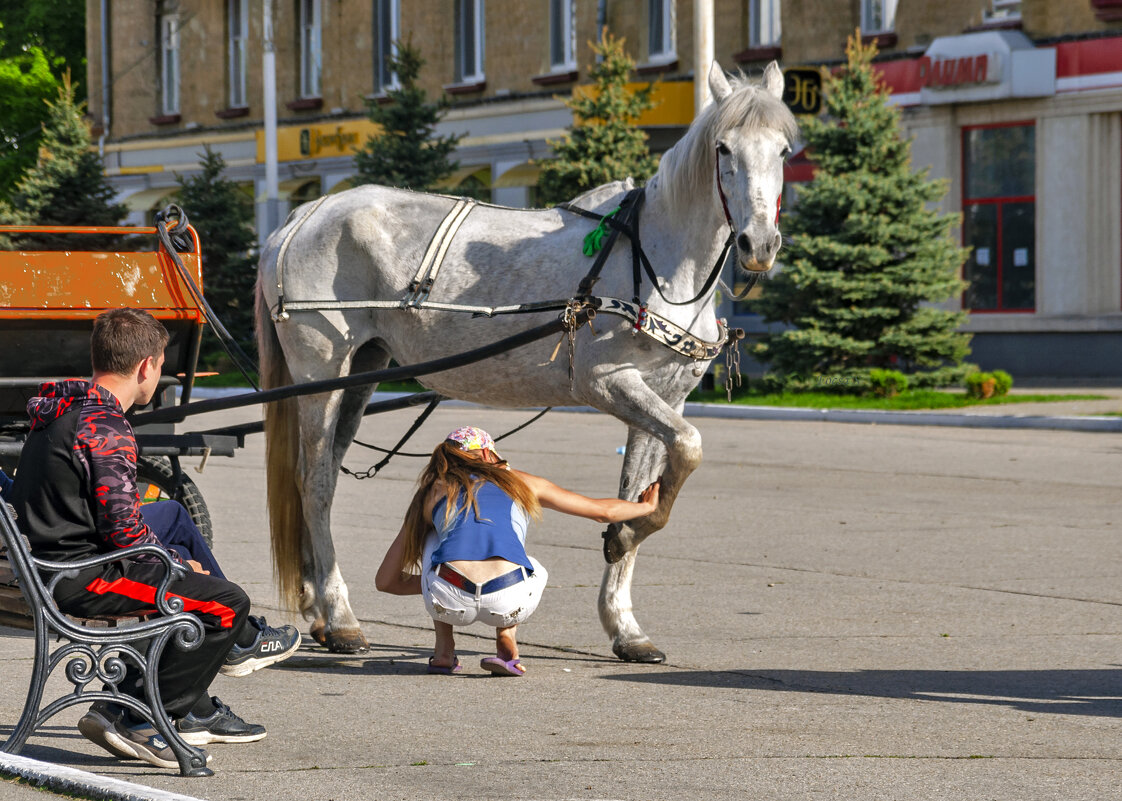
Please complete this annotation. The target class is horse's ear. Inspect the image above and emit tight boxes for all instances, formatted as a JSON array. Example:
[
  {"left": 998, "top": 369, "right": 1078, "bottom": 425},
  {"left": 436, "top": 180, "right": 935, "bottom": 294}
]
[
  {"left": 708, "top": 61, "right": 732, "bottom": 103},
  {"left": 762, "top": 61, "right": 784, "bottom": 100}
]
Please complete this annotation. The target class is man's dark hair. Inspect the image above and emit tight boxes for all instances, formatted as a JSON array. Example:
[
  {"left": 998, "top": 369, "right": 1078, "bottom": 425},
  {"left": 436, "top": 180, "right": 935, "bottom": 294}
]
[{"left": 91, "top": 308, "right": 169, "bottom": 376}]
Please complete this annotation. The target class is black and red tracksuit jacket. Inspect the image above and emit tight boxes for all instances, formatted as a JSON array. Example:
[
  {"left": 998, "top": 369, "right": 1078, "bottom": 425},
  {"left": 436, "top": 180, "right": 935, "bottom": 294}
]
[{"left": 9, "top": 379, "right": 176, "bottom": 564}]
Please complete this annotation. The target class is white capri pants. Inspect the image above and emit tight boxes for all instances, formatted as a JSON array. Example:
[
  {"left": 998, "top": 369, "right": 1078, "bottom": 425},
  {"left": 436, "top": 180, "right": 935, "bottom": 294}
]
[{"left": 421, "top": 555, "right": 548, "bottom": 629}]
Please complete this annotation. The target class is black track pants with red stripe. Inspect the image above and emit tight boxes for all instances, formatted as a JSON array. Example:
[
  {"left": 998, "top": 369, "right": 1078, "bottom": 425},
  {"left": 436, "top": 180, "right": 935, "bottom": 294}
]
[{"left": 53, "top": 558, "right": 251, "bottom": 719}]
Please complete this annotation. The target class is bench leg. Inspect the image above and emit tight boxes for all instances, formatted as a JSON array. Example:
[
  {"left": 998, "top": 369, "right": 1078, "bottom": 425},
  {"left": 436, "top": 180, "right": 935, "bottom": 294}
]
[
  {"left": 1, "top": 615, "right": 52, "bottom": 755},
  {"left": 142, "top": 630, "right": 212, "bottom": 777}
]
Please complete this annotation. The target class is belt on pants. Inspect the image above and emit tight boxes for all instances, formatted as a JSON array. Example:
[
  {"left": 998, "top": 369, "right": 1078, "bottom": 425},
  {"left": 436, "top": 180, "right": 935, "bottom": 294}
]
[{"left": 436, "top": 564, "right": 528, "bottom": 595}]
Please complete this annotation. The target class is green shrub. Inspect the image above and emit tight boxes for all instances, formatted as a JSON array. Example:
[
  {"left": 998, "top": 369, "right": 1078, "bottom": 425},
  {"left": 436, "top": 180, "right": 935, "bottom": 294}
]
[
  {"left": 965, "top": 370, "right": 1014, "bottom": 400},
  {"left": 868, "top": 369, "right": 909, "bottom": 397},
  {"left": 991, "top": 369, "right": 1013, "bottom": 396}
]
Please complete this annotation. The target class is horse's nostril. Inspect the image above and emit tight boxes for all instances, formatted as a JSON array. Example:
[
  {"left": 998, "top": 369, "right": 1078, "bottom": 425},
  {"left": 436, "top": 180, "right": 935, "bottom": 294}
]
[{"left": 736, "top": 232, "right": 751, "bottom": 252}]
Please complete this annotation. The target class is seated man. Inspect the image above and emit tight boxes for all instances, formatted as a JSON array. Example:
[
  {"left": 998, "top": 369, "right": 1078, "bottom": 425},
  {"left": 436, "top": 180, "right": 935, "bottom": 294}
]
[
  {"left": 2, "top": 472, "right": 294, "bottom": 671},
  {"left": 7, "top": 308, "right": 299, "bottom": 769}
]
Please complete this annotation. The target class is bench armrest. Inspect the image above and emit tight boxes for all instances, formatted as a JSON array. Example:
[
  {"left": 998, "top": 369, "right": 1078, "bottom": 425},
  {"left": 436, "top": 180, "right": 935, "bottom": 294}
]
[{"left": 32, "top": 545, "right": 189, "bottom": 617}]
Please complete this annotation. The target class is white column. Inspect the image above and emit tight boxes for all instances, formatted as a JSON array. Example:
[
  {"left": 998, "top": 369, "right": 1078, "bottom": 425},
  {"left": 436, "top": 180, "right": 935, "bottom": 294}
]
[
  {"left": 263, "top": 0, "right": 280, "bottom": 236},
  {"left": 694, "top": 0, "right": 714, "bottom": 114}
]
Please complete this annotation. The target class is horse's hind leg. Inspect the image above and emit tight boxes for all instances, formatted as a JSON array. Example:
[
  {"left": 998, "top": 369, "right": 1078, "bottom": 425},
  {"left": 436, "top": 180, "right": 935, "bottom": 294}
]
[
  {"left": 296, "top": 389, "right": 369, "bottom": 653},
  {"left": 303, "top": 379, "right": 380, "bottom": 647},
  {"left": 599, "top": 426, "right": 668, "bottom": 663}
]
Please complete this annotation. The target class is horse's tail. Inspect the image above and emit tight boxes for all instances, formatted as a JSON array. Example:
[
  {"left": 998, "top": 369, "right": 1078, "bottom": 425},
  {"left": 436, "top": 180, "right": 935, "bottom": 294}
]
[{"left": 256, "top": 271, "right": 306, "bottom": 613}]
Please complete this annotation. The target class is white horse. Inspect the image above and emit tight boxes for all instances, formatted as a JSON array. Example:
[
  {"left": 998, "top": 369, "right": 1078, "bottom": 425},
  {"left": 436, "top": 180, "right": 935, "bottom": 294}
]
[{"left": 255, "top": 62, "right": 796, "bottom": 661}]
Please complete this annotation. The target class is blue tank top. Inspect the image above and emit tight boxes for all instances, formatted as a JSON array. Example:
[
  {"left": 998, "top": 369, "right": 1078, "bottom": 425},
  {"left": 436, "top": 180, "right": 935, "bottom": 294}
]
[{"left": 429, "top": 481, "right": 532, "bottom": 571}]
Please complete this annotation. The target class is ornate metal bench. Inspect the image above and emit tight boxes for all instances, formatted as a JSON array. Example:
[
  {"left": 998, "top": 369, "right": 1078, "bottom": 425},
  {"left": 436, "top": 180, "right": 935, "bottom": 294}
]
[{"left": 0, "top": 501, "right": 212, "bottom": 776}]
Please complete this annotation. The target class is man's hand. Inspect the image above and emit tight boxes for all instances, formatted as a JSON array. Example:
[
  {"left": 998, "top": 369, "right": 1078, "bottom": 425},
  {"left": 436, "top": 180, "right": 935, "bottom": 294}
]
[{"left": 186, "top": 559, "right": 210, "bottom": 575}]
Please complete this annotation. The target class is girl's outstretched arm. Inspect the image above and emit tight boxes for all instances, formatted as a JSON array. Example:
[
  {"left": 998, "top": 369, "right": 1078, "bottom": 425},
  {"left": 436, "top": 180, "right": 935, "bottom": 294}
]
[
  {"left": 514, "top": 470, "right": 660, "bottom": 524},
  {"left": 375, "top": 525, "right": 423, "bottom": 595}
]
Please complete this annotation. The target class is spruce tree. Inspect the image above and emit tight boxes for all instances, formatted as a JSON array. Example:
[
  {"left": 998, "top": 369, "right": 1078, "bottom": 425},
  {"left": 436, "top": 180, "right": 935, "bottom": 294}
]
[
  {"left": 0, "top": 73, "right": 126, "bottom": 249},
  {"left": 353, "top": 38, "right": 462, "bottom": 191},
  {"left": 537, "top": 31, "right": 657, "bottom": 206},
  {"left": 175, "top": 146, "right": 258, "bottom": 365},
  {"left": 751, "top": 34, "right": 973, "bottom": 392}
]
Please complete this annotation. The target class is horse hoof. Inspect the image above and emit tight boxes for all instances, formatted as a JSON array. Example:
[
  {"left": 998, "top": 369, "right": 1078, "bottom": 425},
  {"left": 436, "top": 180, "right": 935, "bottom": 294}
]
[
  {"left": 325, "top": 628, "right": 369, "bottom": 653},
  {"left": 309, "top": 620, "right": 328, "bottom": 647},
  {"left": 612, "top": 640, "right": 666, "bottom": 663},
  {"left": 602, "top": 524, "right": 627, "bottom": 563}
]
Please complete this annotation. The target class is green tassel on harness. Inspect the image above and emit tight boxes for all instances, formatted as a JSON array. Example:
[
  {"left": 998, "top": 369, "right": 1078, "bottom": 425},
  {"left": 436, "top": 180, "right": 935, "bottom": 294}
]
[{"left": 582, "top": 206, "right": 620, "bottom": 256}]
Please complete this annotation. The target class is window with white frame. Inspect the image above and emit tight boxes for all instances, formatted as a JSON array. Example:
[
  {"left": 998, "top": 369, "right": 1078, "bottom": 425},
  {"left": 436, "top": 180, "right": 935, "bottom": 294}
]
[
  {"left": 648, "top": 0, "right": 675, "bottom": 61},
  {"left": 985, "top": 0, "right": 1021, "bottom": 22},
  {"left": 159, "top": 11, "right": 180, "bottom": 115},
  {"left": 228, "top": 0, "right": 248, "bottom": 107},
  {"left": 373, "top": 0, "right": 400, "bottom": 92},
  {"left": 299, "top": 0, "right": 322, "bottom": 98},
  {"left": 861, "top": 0, "right": 897, "bottom": 33},
  {"left": 749, "top": 0, "right": 781, "bottom": 48},
  {"left": 455, "top": 0, "right": 484, "bottom": 83},
  {"left": 549, "top": 0, "right": 576, "bottom": 72}
]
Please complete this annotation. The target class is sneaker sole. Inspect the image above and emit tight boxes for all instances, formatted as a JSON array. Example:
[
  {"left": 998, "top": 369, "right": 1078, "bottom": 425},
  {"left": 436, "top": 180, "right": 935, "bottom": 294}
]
[
  {"left": 178, "top": 728, "right": 267, "bottom": 745},
  {"left": 220, "top": 636, "right": 301, "bottom": 678},
  {"left": 102, "top": 726, "right": 213, "bottom": 770},
  {"left": 77, "top": 712, "right": 135, "bottom": 761},
  {"left": 102, "top": 728, "right": 178, "bottom": 770}
]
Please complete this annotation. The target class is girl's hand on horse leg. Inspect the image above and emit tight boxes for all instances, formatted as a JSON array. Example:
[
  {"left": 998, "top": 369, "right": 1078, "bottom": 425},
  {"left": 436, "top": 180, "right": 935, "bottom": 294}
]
[{"left": 636, "top": 478, "right": 661, "bottom": 515}]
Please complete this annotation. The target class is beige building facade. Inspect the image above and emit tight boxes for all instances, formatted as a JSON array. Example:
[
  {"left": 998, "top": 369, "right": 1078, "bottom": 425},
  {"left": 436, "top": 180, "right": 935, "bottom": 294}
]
[{"left": 86, "top": 1, "right": 1122, "bottom": 376}]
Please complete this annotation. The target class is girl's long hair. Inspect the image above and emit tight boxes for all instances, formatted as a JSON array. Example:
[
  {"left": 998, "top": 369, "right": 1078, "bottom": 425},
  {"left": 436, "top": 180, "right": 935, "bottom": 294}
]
[{"left": 398, "top": 441, "right": 542, "bottom": 572}]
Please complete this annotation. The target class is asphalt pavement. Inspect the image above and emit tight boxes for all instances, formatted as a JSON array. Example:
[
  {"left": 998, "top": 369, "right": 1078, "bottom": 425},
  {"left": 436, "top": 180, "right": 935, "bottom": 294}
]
[{"left": 1, "top": 398, "right": 1119, "bottom": 800}]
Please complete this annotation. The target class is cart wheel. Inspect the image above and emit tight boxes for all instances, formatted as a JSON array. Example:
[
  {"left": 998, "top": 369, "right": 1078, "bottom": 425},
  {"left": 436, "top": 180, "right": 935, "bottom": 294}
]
[{"left": 137, "top": 455, "right": 213, "bottom": 548}]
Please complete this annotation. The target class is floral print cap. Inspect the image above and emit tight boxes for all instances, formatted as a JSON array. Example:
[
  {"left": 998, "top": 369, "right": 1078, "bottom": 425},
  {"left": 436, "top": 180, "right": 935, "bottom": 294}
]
[{"left": 445, "top": 426, "right": 501, "bottom": 459}]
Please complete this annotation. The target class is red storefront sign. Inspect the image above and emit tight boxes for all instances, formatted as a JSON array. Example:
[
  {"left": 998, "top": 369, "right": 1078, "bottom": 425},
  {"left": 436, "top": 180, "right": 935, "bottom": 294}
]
[{"left": 916, "top": 54, "right": 997, "bottom": 88}]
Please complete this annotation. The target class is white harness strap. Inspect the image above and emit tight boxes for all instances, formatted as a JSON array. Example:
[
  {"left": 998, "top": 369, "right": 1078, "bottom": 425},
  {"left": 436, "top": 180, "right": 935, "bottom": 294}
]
[
  {"left": 403, "top": 198, "right": 476, "bottom": 308},
  {"left": 272, "top": 194, "right": 332, "bottom": 322}
]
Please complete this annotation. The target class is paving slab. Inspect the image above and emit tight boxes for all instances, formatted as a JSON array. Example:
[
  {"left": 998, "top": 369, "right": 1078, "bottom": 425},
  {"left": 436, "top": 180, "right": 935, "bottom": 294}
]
[{"left": 2, "top": 405, "right": 1119, "bottom": 800}]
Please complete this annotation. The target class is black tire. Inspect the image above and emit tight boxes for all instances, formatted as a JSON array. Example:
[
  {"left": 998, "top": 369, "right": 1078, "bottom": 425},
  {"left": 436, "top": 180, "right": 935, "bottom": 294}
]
[{"left": 137, "top": 455, "right": 213, "bottom": 547}]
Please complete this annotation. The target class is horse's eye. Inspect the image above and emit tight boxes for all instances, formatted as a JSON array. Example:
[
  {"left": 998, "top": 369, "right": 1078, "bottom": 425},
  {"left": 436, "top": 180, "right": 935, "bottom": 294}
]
[
  {"left": 780, "top": 146, "right": 792, "bottom": 160},
  {"left": 716, "top": 142, "right": 731, "bottom": 156}
]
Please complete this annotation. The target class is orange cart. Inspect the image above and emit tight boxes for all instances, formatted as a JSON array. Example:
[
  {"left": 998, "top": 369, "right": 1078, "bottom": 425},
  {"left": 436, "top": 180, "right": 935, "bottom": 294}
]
[{"left": 0, "top": 219, "right": 239, "bottom": 543}]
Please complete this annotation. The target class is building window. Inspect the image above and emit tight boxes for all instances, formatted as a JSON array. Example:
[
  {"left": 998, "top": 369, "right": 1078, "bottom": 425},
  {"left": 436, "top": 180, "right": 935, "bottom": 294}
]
[
  {"left": 159, "top": 11, "right": 180, "bottom": 115},
  {"left": 299, "top": 0, "right": 322, "bottom": 98},
  {"left": 985, "top": 0, "right": 1021, "bottom": 23},
  {"left": 228, "top": 0, "right": 249, "bottom": 108},
  {"left": 549, "top": 0, "right": 576, "bottom": 72},
  {"left": 455, "top": 0, "right": 485, "bottom": 82},
  {"left": 373, "top": 0, "right": 400, "bottom": 92},
  {"left": 962, "top": 123, "right": 1036, "bottom": 312},
  {"left": 861, "top": 0, "right": 897, "bottom": 33},
  {"left": 749, "top": 0, "right": 781, "bottom": 48},
  {"left": 648, "top": 0, "right": 675, "bottom": 62}
]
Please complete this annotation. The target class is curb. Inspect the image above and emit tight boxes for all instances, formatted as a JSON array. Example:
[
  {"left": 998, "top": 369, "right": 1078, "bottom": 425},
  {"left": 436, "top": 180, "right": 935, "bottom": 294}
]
[
  {"left": 187, "top": 388, "right": 1122, "bottom": 433},
  {"left": 0, "top": 751, "right": 206, "bottom": 801},
  {"left": 679, "top": 402, "right": 1122, "bottom": 432}
]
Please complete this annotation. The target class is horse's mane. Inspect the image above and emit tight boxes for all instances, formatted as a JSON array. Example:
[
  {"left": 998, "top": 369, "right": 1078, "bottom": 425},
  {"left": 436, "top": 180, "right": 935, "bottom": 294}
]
[{"left": 653, "top": 72, "right": 799, "bottom": 217}]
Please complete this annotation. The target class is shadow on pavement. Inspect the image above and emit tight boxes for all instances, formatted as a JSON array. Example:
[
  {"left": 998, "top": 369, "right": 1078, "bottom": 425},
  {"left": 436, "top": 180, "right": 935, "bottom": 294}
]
[{"left": 601, "top": 667, "right": 1122, "bottom": 718}]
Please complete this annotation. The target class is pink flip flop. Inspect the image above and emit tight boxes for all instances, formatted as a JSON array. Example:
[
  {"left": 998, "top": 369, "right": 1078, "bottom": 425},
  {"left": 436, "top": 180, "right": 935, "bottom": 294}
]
[
  {"left": 427, "top": 656, "right": 462, "bottom": 675},
  {"left": 480, "top": 656, "right": 526, "bottom": 676}
]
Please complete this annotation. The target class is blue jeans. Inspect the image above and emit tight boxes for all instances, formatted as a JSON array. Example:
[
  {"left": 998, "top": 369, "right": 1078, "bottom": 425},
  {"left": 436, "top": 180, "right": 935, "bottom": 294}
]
[{"left": 140, "top": 501, "right": 226, "bottom": 580}]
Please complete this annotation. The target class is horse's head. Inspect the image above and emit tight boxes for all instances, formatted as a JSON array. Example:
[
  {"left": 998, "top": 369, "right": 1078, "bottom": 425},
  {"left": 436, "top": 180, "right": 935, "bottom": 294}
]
[{"left": 707, "top": 61, "right": 797, "bottom": 273}]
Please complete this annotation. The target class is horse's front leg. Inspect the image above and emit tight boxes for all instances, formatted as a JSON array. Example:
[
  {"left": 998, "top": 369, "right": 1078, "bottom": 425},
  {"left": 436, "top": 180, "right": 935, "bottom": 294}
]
[
  {"left": 296, "top": 390, "right": 369, "bottom": 653},
  {"left": 599, "top": 426, "right": 670, "bottom": 662},
  {"left": 595, "top": 396, "right": 701, "bottom": 564},
  {"left": 587, "top": 373, "right": 702, "bottom": 662}
]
